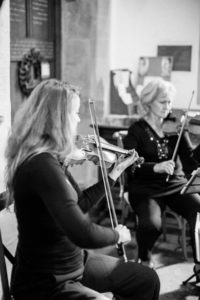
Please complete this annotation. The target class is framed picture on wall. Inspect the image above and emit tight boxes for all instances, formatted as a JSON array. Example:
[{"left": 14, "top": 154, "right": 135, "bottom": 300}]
[
  {"left": 110, "top": 69, "right": 139, "bottom": 115},
  {"left": 157, "top": 45, "right": 192, "bottom": 71},
  {"left": 137, "top": 56, "right": 173, "bottom": 86}
]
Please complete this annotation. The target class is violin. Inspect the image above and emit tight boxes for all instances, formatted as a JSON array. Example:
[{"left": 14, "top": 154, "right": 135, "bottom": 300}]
[
  {"left": 188, "top": 114, "right": 200, "bottom": 135},
  {"left": 163, "top": 111, "right": 200, "bottom": 136},
  {"left": 74, "top": 134, "right": 144, "bottom": 170}
]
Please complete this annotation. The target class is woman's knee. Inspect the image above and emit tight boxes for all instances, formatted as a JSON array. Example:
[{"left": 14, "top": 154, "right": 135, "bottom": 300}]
[
  {"left": 133, "top": 266, "right": 160, "bottom": 300},
  {"left": 146, "top": 269, "right": 160, "bottom": 300},
  {"left": 145, "top": 267, "right": 160, "bottom": 290},
  {"left": 112, "top": 263, "right": 160, "bottom": 300}
]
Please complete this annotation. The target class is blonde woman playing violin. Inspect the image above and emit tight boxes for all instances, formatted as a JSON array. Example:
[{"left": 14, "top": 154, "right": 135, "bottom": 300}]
[
  {"left": 124, "top": 78, "right": 200, "bottom": 276},
  {"left": 5, "top": 79, "right": 160, "bottom": 300}
]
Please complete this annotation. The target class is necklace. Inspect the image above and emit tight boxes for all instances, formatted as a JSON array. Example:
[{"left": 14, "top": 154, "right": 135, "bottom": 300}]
[{"left": 145, "top": 126, "right": 169, "bottom": 160}]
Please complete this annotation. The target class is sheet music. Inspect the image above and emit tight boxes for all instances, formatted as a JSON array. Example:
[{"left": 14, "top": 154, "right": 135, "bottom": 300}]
[{"left": 181, "top": 168, "right": 200, "bottom": 195}]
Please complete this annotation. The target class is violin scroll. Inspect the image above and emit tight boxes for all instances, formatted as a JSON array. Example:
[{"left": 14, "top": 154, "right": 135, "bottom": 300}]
[{"left": 131, "top": 156, "right": 144, "bottom": 173}]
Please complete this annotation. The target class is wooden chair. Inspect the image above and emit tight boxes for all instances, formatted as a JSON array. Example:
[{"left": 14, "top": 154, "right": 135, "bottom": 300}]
[
  {"left": 0, "top": 228, "right": 15, "bottom": 300},
  {"left": 112, "top": 130, "right": 132, "bottom": 224},
  {"left": 0, "top": 193, "right": 15, "bottom": 300},
  {"left": 162, "top": 207, "right": 189, "bottom": 260}
]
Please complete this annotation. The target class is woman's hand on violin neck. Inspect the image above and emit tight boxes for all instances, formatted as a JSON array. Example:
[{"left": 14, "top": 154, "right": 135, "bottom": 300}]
[
  {"left": 108, "top": 150, "right": 139, "bottom": 181},
  {"left": 153, "top": 159, "right": 175, "bottom": 175},
  {"left": 115, "top": 224, "right": 131, "bottom": 245}
]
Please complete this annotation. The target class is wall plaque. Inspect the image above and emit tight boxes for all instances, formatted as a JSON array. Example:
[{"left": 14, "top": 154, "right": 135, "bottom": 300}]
[
  {"left": 10, "top": 0, "right": 26, "bottom": 39},
  {"left": 32, "top": 0, "right": 49, "bottom": 40},
  {"left": 11, "top": 0, "right": 51, "bottom": 41},
  {"left": 158, "top": 45, "right": 192, "bottom": 71},
  {"left": 137, "top": 56, "right": 173, "bottom": 85}
]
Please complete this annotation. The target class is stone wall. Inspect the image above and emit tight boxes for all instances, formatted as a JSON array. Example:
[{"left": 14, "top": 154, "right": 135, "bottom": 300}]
[
  {"left": 0, "top": 0, "right": 11, "bottom": 193},
  {"left": 0, "top": 0, "right": 10, "bottom": 124},
  {"left": 61, "top": 0, "right": 111, "bottom": 186},
  {"left": 61, "top": 0, "right": 111, "bottom": 132}
]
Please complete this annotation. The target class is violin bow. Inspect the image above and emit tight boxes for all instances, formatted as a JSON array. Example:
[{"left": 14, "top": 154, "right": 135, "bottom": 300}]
[
  {"left": 88, "top": 98, "right": 128, "bottom": 262},
  {"left": 166, "top": 90, "right": 195, "bottom": 182}
]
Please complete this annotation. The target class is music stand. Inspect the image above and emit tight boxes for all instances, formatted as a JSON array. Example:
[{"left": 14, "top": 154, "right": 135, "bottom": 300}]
[
  {"left": 181, "top": 168, "right": 200, "bottom": 287},
  {"left": 181, "top": 168, "right": 200, "bottom": 195}
]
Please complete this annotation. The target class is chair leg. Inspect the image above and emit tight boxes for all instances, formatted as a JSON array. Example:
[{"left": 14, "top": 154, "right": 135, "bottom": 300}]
[
  {"left": 183, "top": 268, "right": 200, "bottom": 286},
  {"left": 120, "top": 195, "right": 128, "bottom": 224},
  {"left": 181, "top": 218, "right": 188, "bottom": 261},
  {"left": 162, "top": 209, "right": 188, "bottom": 260},
  {"left": 162, "top": 212, "right": 167, "bottom": 241},
  {"left": 120, "top": 192, "right": 131, "bottom": 225},
  {"left": 175, "top": 215, "right": 188, "bottom": 261}
]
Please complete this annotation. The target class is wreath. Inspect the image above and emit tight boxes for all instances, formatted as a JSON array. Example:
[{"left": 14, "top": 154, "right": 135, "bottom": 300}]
[{"left": 18, "top": 48, "right": 42, "bottom": 97}]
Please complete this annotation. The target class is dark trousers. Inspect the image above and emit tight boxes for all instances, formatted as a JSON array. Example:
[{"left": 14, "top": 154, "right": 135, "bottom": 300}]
[
  {"left": 13, "top": 251, "right": 160, "bottom": 300},
  {"left": 129, "top": 191, "right": 200, "bottom": 262},
  {"left": 50, "top": 251, "right": 160, "bottom": 300}
]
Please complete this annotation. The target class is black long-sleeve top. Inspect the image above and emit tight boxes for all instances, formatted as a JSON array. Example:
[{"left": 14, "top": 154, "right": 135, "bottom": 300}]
[
  {"left": 123, "top": 119, "right": 199, "bottom": 198},
  {"left": 12, "top": 152, "right": 118, "bottom": 285}
]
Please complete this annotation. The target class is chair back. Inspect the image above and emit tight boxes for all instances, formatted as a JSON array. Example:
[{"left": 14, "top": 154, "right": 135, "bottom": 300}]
[
  {"left": 113, "top": 130, "right": 128, "bottom": 196},
  {"left": 0, "top": 228, "right": 13, "bottom": 300},
  {"left": 113, "top": 130, "right": 131, "bottom": 224},
  {"left": 195, "top": 212, "right": 200, "bottom": 263}
]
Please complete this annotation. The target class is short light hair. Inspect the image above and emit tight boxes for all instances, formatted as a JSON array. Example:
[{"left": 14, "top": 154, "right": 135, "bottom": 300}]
[
  {"left": 137, "top": 78, "right": 176, "bottom": 116},
  {"left": 5, "top": 79, "right": 80, "bottom": 205}
]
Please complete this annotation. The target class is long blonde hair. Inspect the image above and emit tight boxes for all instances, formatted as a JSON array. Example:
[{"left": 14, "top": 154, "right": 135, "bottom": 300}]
[
  {"left": 137, "top": 78, "right": 176, "bottom": 117},
  {"left": 5, "top": 79, "right": 79, "bottom": 205}
]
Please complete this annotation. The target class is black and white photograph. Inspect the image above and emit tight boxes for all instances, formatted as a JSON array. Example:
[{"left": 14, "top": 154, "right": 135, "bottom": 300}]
[{"left": 0, "top": 1, "right": 200, "bottom": 299}]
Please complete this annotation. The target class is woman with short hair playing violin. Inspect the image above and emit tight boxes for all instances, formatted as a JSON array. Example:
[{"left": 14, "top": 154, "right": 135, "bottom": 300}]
[{"left": 124, "top": 78, "right": 200, "bottom": 277}]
